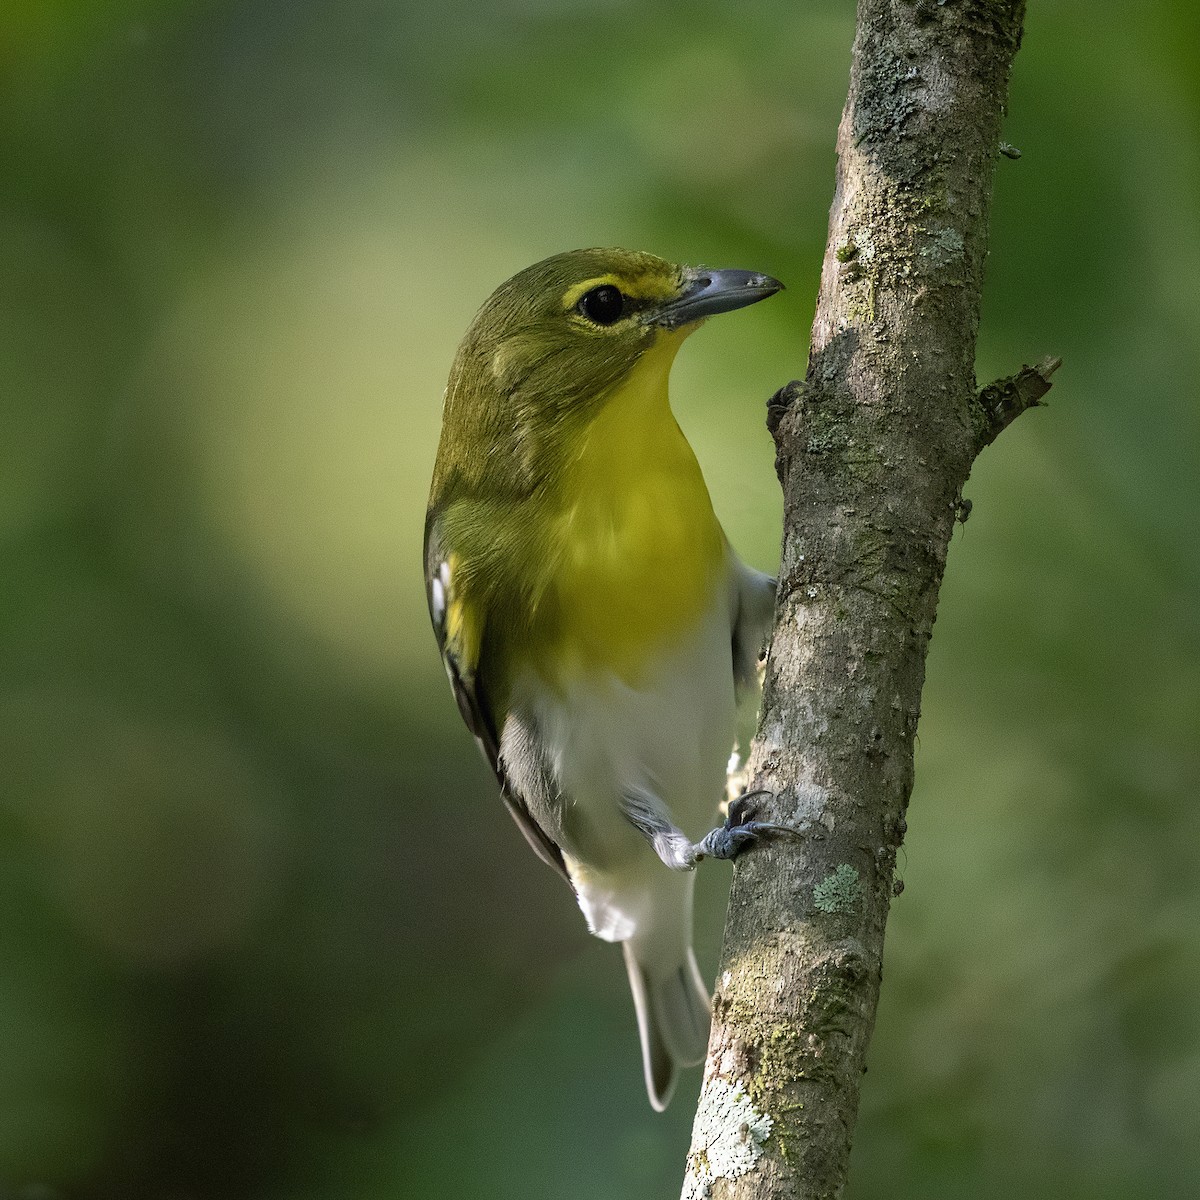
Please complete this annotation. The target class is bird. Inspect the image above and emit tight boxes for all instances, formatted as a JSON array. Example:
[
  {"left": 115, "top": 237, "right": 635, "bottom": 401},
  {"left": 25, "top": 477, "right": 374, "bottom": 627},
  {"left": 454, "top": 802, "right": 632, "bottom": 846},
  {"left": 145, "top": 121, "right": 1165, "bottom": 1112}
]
[{"left": 424, "top": 248, "right": 782, "bottom": 1110}]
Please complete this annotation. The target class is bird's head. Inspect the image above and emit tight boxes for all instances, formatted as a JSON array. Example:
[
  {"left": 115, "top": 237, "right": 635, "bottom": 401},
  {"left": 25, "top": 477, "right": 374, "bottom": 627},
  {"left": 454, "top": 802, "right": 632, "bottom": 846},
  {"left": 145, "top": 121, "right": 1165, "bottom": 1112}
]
[{"left": 434, "top": 248, "right": 782, "bottom": 497}]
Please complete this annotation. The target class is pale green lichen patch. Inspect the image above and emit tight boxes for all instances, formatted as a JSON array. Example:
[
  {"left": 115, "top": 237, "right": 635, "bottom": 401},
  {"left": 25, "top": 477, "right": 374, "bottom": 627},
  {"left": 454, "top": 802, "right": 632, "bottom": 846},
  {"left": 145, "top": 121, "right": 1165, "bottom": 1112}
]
[
  {"left": 850, "top": 226, "right": 877, "bottom": 263},
  {"left": 683, "top": 1079, "right": 774, "bottom": 1200},
  {"left": 918, "top": 225, "right": 965, "bottom": 267},
  {"left": 814, "top": 864, "right": 863, "bottom": 914}
]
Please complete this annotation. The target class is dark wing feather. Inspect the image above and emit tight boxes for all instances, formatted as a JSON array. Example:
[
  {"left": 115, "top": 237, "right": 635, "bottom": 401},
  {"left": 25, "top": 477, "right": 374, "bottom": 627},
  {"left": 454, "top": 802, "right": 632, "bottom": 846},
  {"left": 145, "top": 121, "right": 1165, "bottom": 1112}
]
[{"left": 424, "top": 510, "right": 570, "bottom": 883}]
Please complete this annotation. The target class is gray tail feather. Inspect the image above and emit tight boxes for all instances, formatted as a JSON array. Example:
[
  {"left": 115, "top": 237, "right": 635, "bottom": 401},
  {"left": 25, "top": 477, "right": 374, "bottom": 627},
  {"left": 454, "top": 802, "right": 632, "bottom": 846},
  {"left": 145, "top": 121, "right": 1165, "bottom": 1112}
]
[{"left": 622, "top": 942, "right": 712, "bottom": 1111}]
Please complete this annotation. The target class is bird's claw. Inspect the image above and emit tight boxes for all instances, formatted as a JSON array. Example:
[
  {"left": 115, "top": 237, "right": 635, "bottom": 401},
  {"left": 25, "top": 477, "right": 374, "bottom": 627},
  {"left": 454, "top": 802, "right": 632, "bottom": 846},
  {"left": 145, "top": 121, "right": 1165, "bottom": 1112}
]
[{"left": 694, "top": 790, "right": 793, "bottom": 861}]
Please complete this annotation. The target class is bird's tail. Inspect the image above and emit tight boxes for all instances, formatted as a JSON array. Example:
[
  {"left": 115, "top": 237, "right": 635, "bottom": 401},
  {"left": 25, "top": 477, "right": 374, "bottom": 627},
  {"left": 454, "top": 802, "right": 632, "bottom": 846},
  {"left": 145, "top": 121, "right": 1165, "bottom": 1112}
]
[{"left": 622, "top": 938, "right": 712, "bottom": 1111}]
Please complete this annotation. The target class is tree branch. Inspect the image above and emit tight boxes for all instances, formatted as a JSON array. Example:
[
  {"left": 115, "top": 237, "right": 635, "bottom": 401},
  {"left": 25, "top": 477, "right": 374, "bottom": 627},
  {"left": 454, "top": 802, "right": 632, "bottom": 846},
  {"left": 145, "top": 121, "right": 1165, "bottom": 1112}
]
[
  {"left": 682, "top": 3, "right": 1055, "bottom": 1198},
  {"left": 974, "top": 354, "right": 1062, "bottom": 452}
]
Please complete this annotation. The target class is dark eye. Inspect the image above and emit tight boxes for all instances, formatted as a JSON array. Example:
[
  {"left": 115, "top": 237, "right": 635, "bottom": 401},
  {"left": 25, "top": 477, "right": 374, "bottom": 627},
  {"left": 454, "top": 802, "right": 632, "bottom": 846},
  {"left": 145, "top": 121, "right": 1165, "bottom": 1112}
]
[{"left": 577, "top": 285, "right": 625, "bottom": 325}]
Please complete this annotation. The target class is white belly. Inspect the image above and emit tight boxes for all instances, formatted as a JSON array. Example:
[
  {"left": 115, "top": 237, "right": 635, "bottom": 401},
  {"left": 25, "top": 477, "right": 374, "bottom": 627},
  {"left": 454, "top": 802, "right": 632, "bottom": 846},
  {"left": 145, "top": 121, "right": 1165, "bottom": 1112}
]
[{"left": 522, "top": 591, "right": 737, "bottom": 943}]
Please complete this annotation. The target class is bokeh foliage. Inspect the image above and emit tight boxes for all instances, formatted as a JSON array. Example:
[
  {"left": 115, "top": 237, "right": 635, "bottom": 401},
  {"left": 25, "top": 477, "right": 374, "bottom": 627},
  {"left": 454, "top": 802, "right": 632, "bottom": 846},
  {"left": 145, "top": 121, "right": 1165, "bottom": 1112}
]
[{"left": 1, "top": 1, "right": 1197, "bottom": 1196}]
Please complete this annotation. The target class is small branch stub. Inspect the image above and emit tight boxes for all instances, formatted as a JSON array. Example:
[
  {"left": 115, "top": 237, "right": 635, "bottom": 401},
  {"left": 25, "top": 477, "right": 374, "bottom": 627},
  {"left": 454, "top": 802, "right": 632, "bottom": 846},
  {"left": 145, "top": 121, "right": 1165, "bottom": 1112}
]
[{"left": 974, "top": 354, "right": 1062, "bottom": 451}]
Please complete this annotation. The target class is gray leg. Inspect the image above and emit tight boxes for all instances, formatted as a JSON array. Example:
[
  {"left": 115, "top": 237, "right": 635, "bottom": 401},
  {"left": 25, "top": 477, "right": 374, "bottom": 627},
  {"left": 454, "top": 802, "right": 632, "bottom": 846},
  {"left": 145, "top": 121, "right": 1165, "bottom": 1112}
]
[
  {"left": 621, "top": 788, "right": 699, "bottom": 870},
  {"left": 622, "top": 788, "right": 793, "bottom": 871}
]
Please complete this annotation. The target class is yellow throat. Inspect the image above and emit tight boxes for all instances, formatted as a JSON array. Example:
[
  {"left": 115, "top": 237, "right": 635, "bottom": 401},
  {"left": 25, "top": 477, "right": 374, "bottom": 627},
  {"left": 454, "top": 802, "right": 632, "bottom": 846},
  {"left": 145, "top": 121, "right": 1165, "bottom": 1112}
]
[{"left": 538, "top": 328, "right": 726, "bottom": 686}]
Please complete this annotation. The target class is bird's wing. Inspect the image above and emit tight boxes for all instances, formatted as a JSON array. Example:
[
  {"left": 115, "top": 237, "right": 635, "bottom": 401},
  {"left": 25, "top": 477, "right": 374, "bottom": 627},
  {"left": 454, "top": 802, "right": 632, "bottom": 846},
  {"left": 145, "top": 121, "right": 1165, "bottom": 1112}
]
[
  {"left": 730, "top": 557, "right": 777, "bottom": 698},
  {"left": 423, "top": 511, "right": 571, "bottom": 883}
]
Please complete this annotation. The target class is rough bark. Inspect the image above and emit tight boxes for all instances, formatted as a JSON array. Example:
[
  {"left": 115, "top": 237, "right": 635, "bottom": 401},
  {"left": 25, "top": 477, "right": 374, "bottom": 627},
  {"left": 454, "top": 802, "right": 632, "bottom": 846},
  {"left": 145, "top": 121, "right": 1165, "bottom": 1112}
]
[{"left": 682, "top": 4, "right": 1053, "bottom": 1198}]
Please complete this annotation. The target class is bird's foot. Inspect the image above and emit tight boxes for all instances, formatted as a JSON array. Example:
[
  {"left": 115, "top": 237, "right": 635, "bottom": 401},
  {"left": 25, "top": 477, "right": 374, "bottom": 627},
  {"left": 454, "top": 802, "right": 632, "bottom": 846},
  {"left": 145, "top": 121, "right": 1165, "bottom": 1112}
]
[{"left": 693, "top": 790, "right": 793, "bottom": 861}]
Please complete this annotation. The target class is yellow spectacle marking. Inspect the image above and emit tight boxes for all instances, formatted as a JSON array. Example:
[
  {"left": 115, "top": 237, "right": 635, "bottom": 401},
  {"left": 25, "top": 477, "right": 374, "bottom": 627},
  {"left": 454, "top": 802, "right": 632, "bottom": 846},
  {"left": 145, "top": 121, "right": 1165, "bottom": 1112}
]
[{"left": 561, "top": 270, "right": 682, "bottom": 312}]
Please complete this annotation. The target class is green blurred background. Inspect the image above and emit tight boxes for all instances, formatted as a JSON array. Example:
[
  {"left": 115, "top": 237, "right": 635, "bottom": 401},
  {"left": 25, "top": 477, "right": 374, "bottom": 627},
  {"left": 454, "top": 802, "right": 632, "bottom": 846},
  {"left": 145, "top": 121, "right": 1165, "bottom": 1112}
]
[{"left": 1, "top": 0, "right": 1197, "bottom": 1196}]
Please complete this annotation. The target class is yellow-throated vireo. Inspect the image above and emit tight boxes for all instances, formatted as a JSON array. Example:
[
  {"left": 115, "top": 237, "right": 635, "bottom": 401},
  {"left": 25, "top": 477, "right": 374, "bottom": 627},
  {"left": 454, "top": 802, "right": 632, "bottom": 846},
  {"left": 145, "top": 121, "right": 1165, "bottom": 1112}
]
[{"left": 425, "top": 248, "right": 783, "bottom": 1110}]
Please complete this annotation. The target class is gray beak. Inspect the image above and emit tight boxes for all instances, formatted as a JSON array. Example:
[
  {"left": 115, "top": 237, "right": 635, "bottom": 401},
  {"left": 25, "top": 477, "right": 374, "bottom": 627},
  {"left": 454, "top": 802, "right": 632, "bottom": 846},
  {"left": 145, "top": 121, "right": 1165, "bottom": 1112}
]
[{"left": 649, "top": 267, "right": 784, "bottom": 330}]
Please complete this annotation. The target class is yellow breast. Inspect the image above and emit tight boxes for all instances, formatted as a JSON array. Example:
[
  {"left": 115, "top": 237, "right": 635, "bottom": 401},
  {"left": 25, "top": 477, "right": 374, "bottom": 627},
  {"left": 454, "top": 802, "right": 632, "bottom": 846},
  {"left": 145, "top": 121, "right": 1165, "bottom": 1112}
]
[{"left": 538, "top": 330, "right": 725, "bottom": 686}]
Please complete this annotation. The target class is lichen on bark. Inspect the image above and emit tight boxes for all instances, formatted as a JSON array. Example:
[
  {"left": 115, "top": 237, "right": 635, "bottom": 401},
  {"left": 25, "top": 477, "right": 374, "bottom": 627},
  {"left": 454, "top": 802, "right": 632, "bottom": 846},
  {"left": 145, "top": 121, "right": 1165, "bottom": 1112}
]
[{"left": 682, "top": 4, "right": 1050, "bottom": 1198}]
